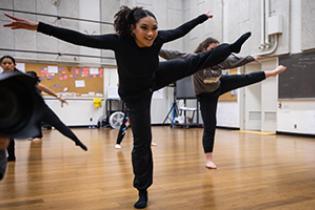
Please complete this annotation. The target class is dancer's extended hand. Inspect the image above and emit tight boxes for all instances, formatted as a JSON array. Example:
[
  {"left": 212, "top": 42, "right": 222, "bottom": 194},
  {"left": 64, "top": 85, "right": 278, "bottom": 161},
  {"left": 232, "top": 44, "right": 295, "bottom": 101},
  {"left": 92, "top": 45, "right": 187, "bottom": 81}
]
[
  {"left": 57, "top": 96, "right": 68, "bottom": 108},
  {"left": 3, "top": 13, "right": 38, "bottom": 31},
  {"left": 204, "top": 12, "right": 213, "bottom": 19}
]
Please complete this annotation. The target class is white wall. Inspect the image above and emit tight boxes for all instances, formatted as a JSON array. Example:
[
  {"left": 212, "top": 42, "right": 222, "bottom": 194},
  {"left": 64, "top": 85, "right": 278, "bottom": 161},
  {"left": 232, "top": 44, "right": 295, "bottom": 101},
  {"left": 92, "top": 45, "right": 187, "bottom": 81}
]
[
  {"left": 0, "top": 0, "right": 183, "bottom": 125},
  {"left": 276, "top": 0, "right": 315, "bottom": 135},
  {"left": 277, "top": 101, "right": 315, "bottom": 135},
  {"left": 217, "top": 102, "right": 240, "bottom": 128},
  {"left": 260, "top": 58, "right": 278, "bottom": 131},
  {"left": 45, "top": 97, "right": 104, "bottom": 126},
  {"left": 0, "top": 0, "right": 115, "bottom": 64},
  {"left": 183, "top": 0, "right": 315, "bottom": 135},
  {"left": 2, "top": 0, "right": 315, "bottom": 131},
  {"left": 78, "top": 0, "right": 101, "bottom": 64},
  {"left": 243, "top": 63, "right": 263, "bottom": 130},
  {"left": 301, "top": 0, "right": 315, "bottom": 51}
]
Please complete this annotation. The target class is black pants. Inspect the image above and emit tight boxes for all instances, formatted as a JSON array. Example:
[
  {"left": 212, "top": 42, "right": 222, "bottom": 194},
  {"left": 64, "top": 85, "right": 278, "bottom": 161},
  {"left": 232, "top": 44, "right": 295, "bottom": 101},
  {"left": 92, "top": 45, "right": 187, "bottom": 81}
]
[
  {"left": 116, "top": 113, "right": 129, "bottom": 145},
  {"left": 198, "top": 71, "right": 266, "bottom": 153},
  {"left": 6, "top": 104, "right": 82, "bottom": 160},
  {"left": 40, "top": 104, "right": 82, "bottom": 145},
  {"left": 7, "top": 137, "right": 15, "bottom": 159},
  {"left": 125, "top": 44, "right": 232, "bottom": 191}
]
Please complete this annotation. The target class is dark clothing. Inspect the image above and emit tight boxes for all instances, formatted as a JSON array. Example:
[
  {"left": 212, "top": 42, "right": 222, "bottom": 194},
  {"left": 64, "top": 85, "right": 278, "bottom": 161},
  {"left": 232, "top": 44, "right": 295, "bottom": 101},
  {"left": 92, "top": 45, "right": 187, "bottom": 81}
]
[
  {"left": 126, "top": 93, "right": 153, "bottom": 190},
  {"left": 159, "top": 49, "right": 264, "bottom": 154},
  {"left": 7, "top": 138, "right": 15, "bottom": 161},
  {"left": 36, "top": 15, "right": 234, "bottom": 191},
  {"left": 37, "top": 15, "right": 208, "bottom": 102},
  {"left": 39, "top": 104, "right": 83, "bottom": 146},
  {"left": 0, "top": 149, "right": 7, "bottom": 180},
  {"left": 24, "top": 71, "right": 83, "bottom": 146},
  {"left": 153, "top": 46, "right": 232, "bottom": 91},
  {"left": 125, "top": 46, "right": 232, "bottom": 190},
  {"left": 7, "top": 104, "right": 86, "bottom": 153},
  {"left": 199, "top": 72, "right": 266, "bottom": 152},
  {"left": 2, "top": 69, "right": 38, "bottom": 160},
  {"left": 116, "top": 113, "right": 129, "bottom": 145},
  {"left": 25, "top": 71, "right": 41, "bottom": 83},
  {"left": 159, "top": 49, "right": 255, "bottom": 95}
]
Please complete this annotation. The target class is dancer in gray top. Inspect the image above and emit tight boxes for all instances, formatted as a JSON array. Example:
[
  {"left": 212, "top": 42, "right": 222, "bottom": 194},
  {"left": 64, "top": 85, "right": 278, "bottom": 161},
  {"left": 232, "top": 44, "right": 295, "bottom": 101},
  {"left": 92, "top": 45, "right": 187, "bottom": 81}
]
[{"left": 160, "top": 37, "right": 287, "bottom": 169}]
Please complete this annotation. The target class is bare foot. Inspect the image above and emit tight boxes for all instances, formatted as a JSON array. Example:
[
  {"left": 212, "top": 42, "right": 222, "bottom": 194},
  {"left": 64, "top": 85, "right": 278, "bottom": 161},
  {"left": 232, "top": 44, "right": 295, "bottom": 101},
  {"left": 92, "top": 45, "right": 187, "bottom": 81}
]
[
  {"left": 205, "top": 161, "right": 217, "bottom": 169},
  {"left": 265, "top": 65, "right": 287, "bottom": 77},
  {"left": 32, "top": 137, "right": 42, "bottom": 142},
  {"left": 114, "top": 144, "right": 122, "bottom": 149}
]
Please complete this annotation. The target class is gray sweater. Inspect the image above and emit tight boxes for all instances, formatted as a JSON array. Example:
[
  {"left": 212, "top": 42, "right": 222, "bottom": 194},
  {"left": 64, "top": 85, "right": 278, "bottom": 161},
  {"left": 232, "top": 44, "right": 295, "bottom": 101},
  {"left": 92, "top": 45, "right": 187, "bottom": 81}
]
[{"left": 159, "top": 49, "right": 255, "bottom": 95}]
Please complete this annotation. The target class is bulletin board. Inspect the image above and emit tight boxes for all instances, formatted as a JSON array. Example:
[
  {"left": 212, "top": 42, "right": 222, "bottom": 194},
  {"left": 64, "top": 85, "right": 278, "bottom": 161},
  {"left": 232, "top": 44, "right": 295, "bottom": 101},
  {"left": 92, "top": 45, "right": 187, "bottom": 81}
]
[
  {"left": 218, "top": 68, "right": 238, "bottom": 102},
  {"left": 24, "top": 63, "right": 104, "bottom": 96}
]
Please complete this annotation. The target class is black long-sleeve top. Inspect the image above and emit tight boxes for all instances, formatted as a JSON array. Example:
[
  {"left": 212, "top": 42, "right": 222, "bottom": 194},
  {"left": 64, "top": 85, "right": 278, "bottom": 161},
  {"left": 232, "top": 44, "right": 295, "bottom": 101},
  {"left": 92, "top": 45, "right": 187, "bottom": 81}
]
[{"left": 37, "top": 14, "right": 208, "bottom": 101}]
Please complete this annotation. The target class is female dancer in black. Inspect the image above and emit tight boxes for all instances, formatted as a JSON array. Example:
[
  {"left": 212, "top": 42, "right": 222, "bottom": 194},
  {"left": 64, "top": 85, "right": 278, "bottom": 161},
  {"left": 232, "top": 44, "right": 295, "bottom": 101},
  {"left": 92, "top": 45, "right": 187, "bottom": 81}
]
[
  {"left": 1, "top": 64, "right": 44, "bottom": 180},
  {"left": 160, "top": 37, "right": 287, "bottom": 169},
  {"left": 0, "top": 55, "right": 87, "bottom": 163},
  {"left": 4, "top": 6, "right": 251, "bottom": 208}
]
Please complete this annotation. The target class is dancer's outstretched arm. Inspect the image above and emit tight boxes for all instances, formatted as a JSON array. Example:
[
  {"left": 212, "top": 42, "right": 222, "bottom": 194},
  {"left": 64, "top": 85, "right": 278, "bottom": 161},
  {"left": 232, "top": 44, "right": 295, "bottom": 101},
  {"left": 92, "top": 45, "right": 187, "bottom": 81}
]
[
  {"left": 158, "top": 13, "right": 212, "bottom": 43},
  {"left": 37, "top": 83, "right": 67, "bottom": 107},
  {"left": 3, "top": 13, "right": 118, "bottom": 50}
]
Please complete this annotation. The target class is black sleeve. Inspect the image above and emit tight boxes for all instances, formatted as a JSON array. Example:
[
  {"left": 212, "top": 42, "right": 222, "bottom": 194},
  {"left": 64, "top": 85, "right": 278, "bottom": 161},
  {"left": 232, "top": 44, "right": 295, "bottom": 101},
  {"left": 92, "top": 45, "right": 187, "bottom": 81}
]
[
  {"left": 158, "top": 14, "right": 208, "bottom": 43},
  {"left": 37, "top": 22, "right": 118, "bottom": 50}
]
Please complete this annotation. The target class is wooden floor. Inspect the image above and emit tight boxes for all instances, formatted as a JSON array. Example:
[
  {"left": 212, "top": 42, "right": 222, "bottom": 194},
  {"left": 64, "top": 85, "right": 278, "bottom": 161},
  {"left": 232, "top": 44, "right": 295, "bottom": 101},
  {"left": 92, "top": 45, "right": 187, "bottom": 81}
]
[{"left": 1, "top": 127, "right": 315, "bottom": 210}]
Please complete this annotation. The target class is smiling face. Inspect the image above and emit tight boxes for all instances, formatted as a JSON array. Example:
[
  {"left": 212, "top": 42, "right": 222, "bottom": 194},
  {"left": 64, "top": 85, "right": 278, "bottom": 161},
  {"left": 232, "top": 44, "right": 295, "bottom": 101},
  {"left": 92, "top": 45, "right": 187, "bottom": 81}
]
[
  {"left": 131, "top": 16, "right": 158, "bottom": 48},
  {"left": 0, "top": 57, "right": 16, "bottom": 72}
]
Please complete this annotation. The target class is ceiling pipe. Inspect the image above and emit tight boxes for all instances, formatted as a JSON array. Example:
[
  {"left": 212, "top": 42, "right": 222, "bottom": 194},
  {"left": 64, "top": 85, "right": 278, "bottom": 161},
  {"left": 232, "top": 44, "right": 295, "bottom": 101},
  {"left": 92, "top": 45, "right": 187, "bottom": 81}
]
[
  {"left": 257, "top": 34, "right": 279, "bottom": 56},
  {"left": 258, "top": 0, "right": 281, "bottom": 56},
  {"left": 259, "top": 0, "right": 266, "bottom": 50}
]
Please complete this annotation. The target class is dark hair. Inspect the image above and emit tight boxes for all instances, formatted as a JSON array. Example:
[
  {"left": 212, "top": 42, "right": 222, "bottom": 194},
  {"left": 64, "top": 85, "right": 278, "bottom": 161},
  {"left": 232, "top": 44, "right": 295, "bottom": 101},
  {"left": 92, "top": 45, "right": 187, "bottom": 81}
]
[
  {"left": 26, "top": 71, "right": 38, "bottom": 78},
  {"left": 114, "top": 6, "right": 156, "bottom": 37},
  {"left": 26, "top": 71, "right": 40, "bottom": 82},
  {"left": 194, "top": 37, "right": 219, "bottom": 53},
  {"left": 0, "top": 55, "right": 16, "bottom": 65}
]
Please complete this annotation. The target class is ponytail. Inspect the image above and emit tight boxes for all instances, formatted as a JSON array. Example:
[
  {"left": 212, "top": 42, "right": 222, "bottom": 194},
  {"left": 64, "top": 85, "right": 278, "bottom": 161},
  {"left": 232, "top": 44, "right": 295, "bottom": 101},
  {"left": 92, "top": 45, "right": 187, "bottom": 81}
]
[
  {"left": 114, "top": 6, "right": 156, "bottom": 37},
  {"left": 114, "top": 6, "right": 132, "bottom": 37}
]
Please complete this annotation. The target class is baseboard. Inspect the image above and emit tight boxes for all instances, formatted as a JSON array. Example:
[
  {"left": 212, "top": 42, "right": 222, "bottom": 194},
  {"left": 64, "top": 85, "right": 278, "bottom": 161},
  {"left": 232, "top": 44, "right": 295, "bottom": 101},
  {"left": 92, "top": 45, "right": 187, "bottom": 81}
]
[
  {"left": 276, "top": 131, "right": 315, "bottom": 138},
  {"left": 216, "top": 126, "right": 240, "bottom": 130}
]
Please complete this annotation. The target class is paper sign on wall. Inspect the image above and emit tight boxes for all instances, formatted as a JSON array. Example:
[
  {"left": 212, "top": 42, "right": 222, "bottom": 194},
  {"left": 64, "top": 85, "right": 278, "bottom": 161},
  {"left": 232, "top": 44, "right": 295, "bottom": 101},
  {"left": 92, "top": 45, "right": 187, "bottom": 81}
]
[
  {"left": 48, "top": 66, "right": 58, "bottom": 74},
  {"left": 89, "top": 68, "right": 99, "bottom": 75},
  {"left": 75, "top": 80, "right": 85, "bottom": 88},
  {"left": 16, "top": 63, "right": 25, "bottom": 72}
]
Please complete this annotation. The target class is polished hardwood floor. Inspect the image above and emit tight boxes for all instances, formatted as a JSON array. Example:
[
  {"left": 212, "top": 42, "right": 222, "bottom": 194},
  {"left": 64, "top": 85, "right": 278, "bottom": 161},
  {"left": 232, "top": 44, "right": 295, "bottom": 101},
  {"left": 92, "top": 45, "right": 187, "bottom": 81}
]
[{"left": 1, "top": 127, "right": 315, "bottom": 210}]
